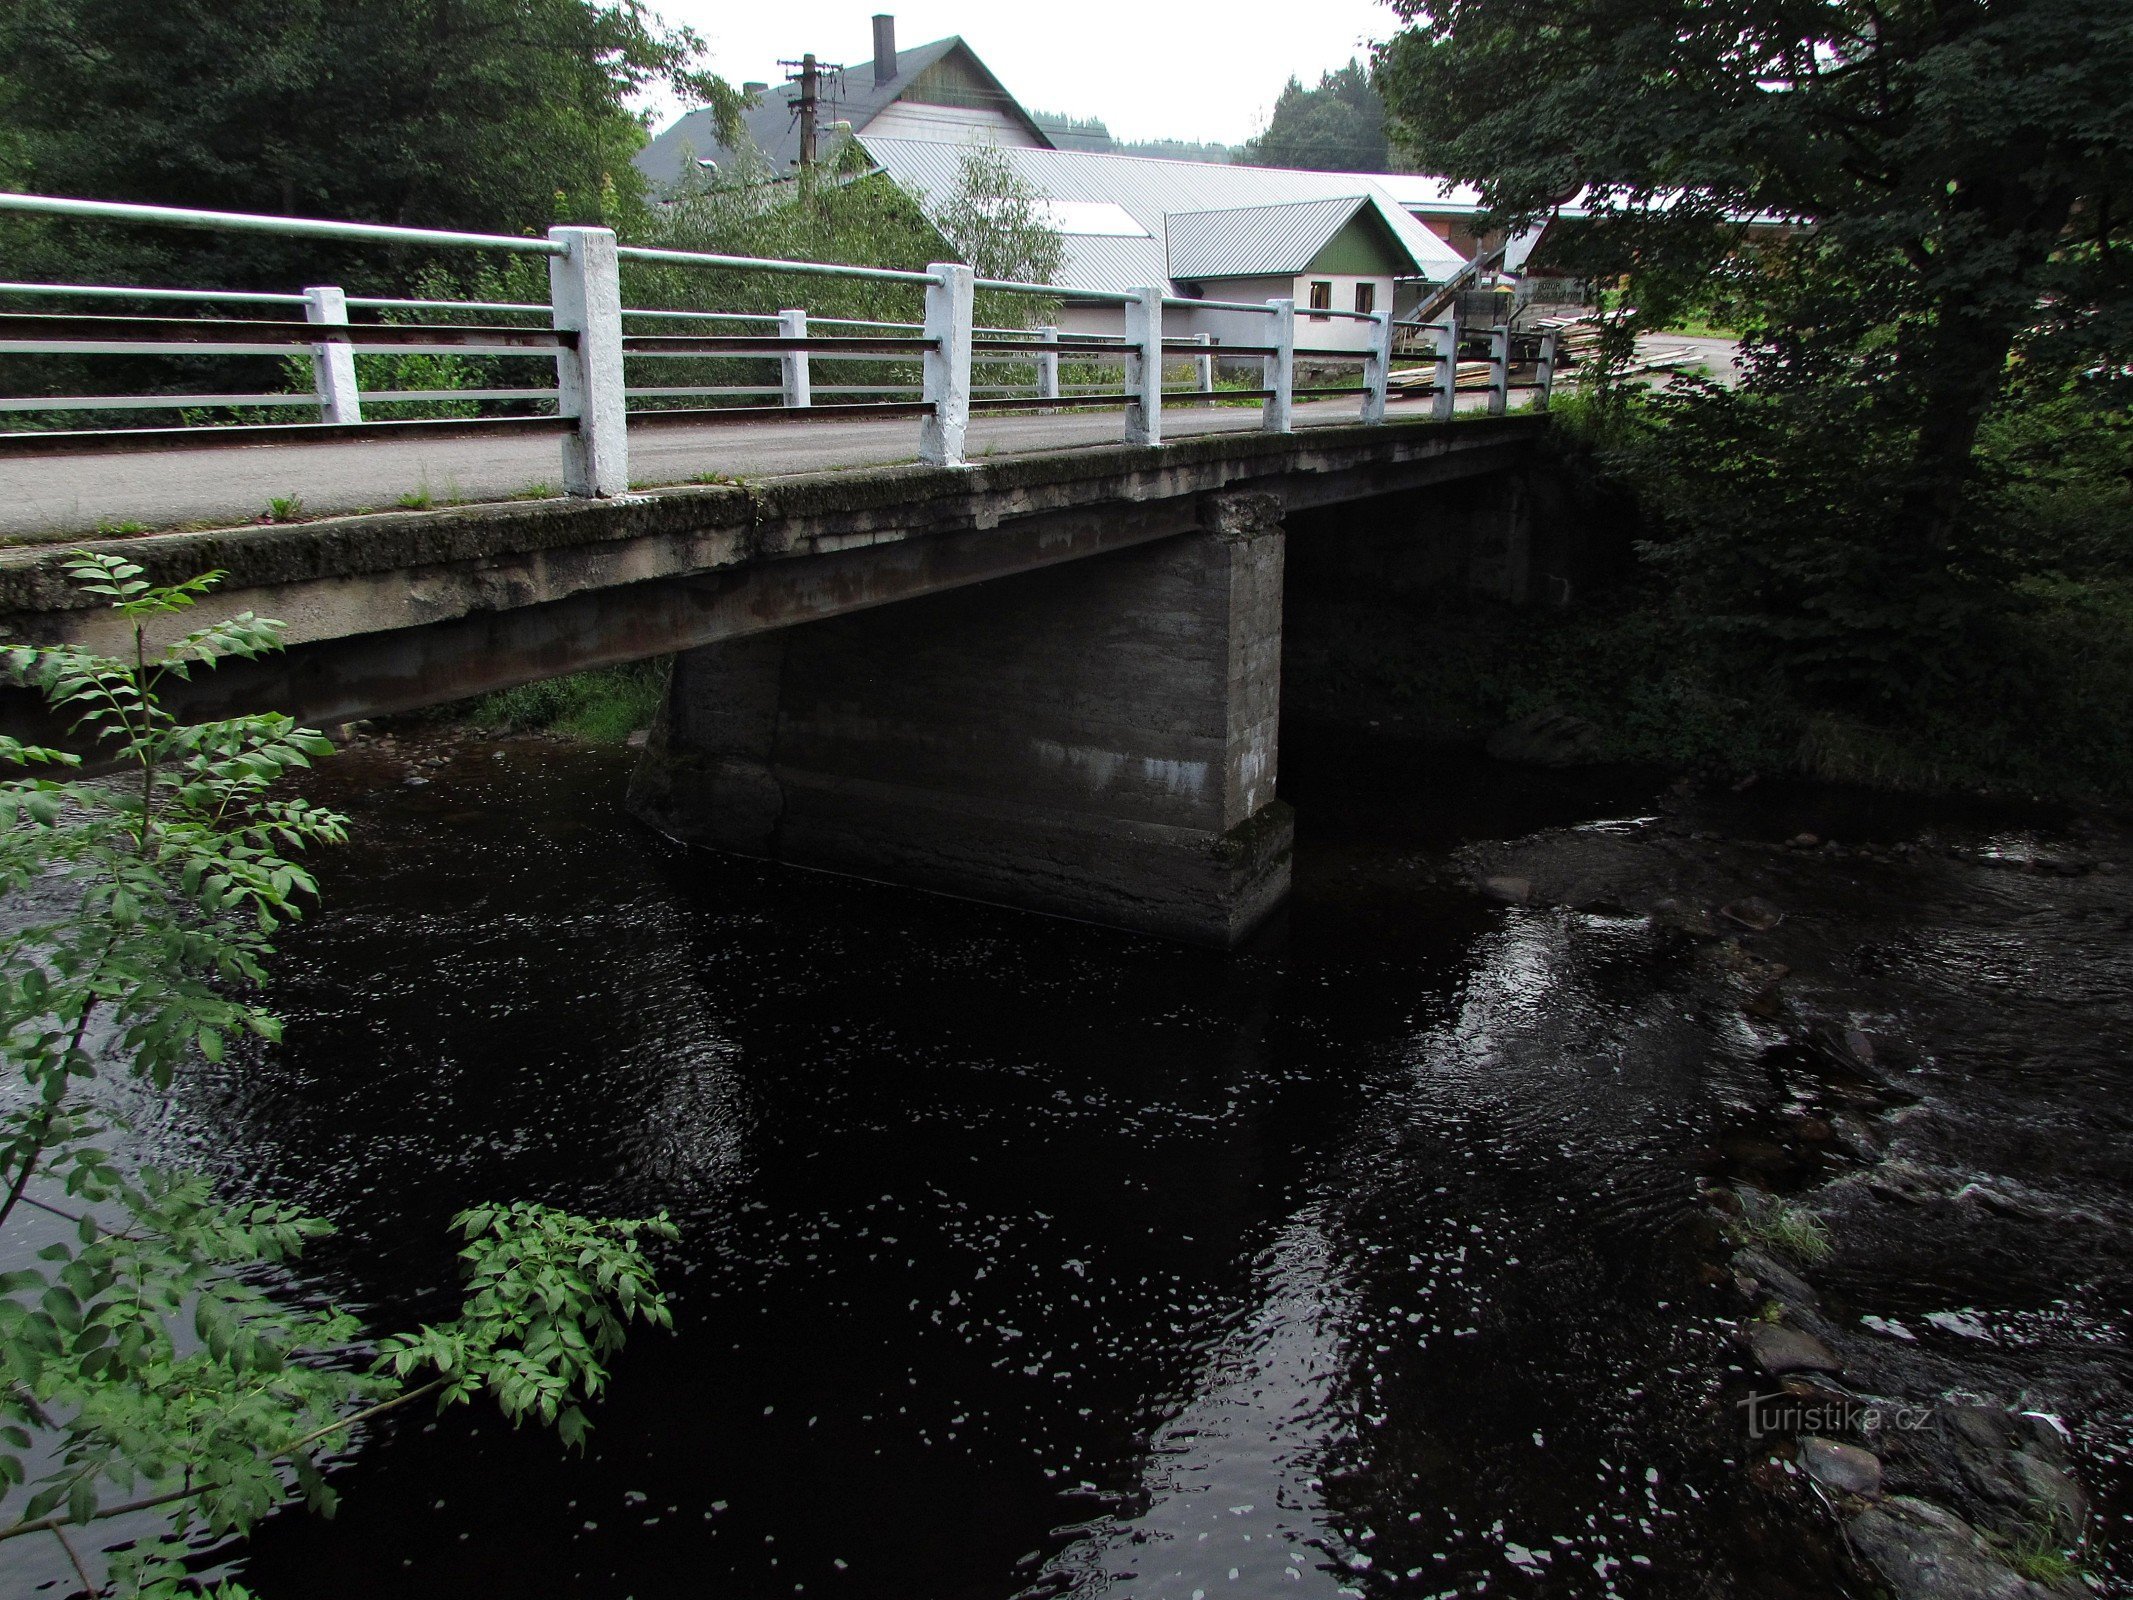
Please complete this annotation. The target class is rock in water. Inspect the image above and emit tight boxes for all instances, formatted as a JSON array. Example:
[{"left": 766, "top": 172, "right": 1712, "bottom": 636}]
[
  {"left": 1848, "top": 1496, "right": 2062, "bottom": 1600},
  {"left": 1484, "top": 707, "right": 1605, "bottom": 767},
  {"left": 1479, "top": 875, "right": 1533, "bottom": 905},
  {"left": 1720, "top": 896, "right": 1784, "bottom": 931},
  {"left": 1747, "top": 1322, "right": 1843, "bottom": 1375},
  {"left": 1801, "top": 1436, "right": 1882, "bottom": 1497},
  {"left": 1733, "top": 1248, "right": 1820, "bottom": 1309}
]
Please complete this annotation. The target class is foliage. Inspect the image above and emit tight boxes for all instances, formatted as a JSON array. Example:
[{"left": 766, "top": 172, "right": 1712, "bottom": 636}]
[
  {"left": 1735, "top": 1199, "right": 1833, "bottom": 1266},
  {"left": 930, "top": 146, "right": 1067, "bottom": 288},
  {"left": 0, "top": 557, "right": 672, "bottom": 1593},
  {"left": 625, "top": 144, "right": 1066, "bottom": 411},
  {"left": 0, "top": 0, "right": 740, "bottom": 291},
  {"left": 377, "top": 1204, "right": 675, "bottom": 1450},
  {"left": 1379, "top": 0, "right": 2133, "bottom": 715},
  {"left": 456, "top": 662, "right": 668, "bottom": 744},
  {"left": 1237, "top": 61, "right": 1390, "bottom": 172}
]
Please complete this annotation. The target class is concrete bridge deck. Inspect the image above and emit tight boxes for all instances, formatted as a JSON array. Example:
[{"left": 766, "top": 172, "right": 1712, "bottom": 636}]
[
  {"left": 0, "top": 395, "right": 1458, "bottom": 543},
  {"left": 0, "top": 410, "right": 1554, "bottom": 944}
]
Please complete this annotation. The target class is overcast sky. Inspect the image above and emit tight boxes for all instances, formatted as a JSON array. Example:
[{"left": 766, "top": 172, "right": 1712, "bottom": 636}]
[{"left": 641, "top": 0, "right": 1404, "bottom": 146}]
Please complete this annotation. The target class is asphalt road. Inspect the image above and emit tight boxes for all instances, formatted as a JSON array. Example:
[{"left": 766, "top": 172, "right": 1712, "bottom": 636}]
[{"left": 0, "top": 395, "right": 1459, "bottom": 542}]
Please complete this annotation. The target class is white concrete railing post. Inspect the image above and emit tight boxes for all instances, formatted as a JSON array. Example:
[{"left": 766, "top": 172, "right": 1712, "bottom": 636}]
[
  {"left": 778, "top": 308, "right": 811, "bottom": 409},
  {"left": 1036, "top": 324, "right": 1060, "bottom": 404},
  {"left": 302, "top": 286, "right": 360, "bottom": 425},
  {"left": 1535, "top": 329, "right": 1559, "bottom": 410},
  {"left": 1433, "top": 302, "right": 1462, "bottom": 422},
  {"left": 1361, "top": 309, "right": 1395, "bottom": 425},
  {"left": 1194, "top": 331, "right": 1215, "bottom": 395},
  {"left": 919, "top": 261, "right": 973, "bottom": 467},
  {"left": 1487, "top": 323, "right": 1510, "bottom": 416},
  {"left": 1124, "top": 285, "right": 1163, "bottom": 447},
  {"left": 547, "top": 225, "right": 628, "bottom": 497},
  {"left": 1262, "top": 297, "right": 1295, "bottom": 434}
]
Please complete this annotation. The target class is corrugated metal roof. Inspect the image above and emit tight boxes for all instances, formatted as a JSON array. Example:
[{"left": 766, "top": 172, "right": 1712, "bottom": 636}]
[
  {"left": 860, "top": 139, "right": 1470, "bottom": 293},
  {"left": 1165, "top": 195, "right": 1369, "bottom": 279},
  {"left": 637, "top": 37, "right": 1047, "bottom": 188}
]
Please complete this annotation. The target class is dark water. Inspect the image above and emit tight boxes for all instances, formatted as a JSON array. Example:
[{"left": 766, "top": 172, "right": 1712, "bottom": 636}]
[{"left": 23, "top": 723, "right": 1872, "bottom": 1600}]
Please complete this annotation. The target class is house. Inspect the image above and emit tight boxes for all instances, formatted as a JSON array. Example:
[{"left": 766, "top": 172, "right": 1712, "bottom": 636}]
[
  {"left": 637, "top": 15, "right": 1478, "bottom": 349},
  {"left": 635, "top": 16, "right": 1050, "bottom": 190},
  {"left": 860, "top": 138, "right": 1469, "bottom": 350}
]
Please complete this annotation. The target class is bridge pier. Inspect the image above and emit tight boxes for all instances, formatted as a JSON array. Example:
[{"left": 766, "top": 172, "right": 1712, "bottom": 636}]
[{"left": 629, "top": 490, "right": 1292, "bottom": 945}]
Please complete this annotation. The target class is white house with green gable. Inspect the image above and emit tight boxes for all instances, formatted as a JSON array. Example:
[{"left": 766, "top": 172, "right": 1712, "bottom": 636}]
[{"left": 859, "top": 138, "right": 1467, "bottom": 349}]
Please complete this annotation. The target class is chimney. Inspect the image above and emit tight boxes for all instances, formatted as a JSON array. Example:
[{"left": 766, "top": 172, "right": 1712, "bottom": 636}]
[
  {"left": 742, "top": 80, "right": 768, "bottom": 99},
  {"left": 872, "top": 14, "right": 898, "bottom": 84}
]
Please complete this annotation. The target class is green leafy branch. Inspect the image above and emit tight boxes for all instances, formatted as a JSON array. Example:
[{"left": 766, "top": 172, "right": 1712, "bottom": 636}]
[{"left": 0, "top": 557, "right": 676, "bottom": 1596}]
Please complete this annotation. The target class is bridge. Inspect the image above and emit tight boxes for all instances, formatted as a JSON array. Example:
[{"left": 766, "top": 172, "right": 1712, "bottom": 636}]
[{"left": 0, "top": 195, "right": 1565, "bottom": 944}]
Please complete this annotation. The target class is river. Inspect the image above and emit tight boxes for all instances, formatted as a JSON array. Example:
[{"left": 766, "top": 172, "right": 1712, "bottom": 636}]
[{"left": 14, "top": 717, "right": 2129, "bottom": 1598}]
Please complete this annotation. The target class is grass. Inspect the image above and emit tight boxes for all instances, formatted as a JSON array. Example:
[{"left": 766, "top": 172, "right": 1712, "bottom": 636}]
[
  {"left": 1657, "top": 312, "right": 1737, "bottom": 339},
  {"left": 450, "top": 661, "right": 667, "bottom": 744},
  {"left": 1738, "top": 1199, "right": 1833, "bottom": 1265},
  {"left": 509, "top": 482, "right": 558, "bottom": 501},
  {"left": 263, "top": 494, "right": 305, "bottom": 523},
  {"left": 94, "top": 519, "right": 149, "bottom": 537},
  {"left": 2004, "top": 1526, "right": 2078, "bottom": 1584},
  {"left": 396, "top": 486, "right": 434, "bottom": 511}
]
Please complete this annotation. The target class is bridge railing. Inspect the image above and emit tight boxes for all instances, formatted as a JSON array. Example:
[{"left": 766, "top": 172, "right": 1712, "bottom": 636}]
[{"left": 0, "top": 193, "right": 1559, "bottom": 499}]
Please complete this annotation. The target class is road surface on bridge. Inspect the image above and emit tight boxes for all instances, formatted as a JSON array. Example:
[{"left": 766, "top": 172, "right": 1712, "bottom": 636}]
[{"left": 0, "top": 394, "right": 1461, "bottom": 543}]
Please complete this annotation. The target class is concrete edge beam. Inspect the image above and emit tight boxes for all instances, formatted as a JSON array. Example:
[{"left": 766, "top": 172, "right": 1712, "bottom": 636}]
[{"left": 0, "top": 414, "right": 1548, "bottom": 618}]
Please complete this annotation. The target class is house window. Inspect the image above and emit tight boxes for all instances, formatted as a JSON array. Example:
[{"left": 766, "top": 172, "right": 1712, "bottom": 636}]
[
  {"left": 1354, "top": 282, "right": 1377, "bottom": 315},
  {"left": 1308, "top": 280, "right": 1333, "bottom": 320}
]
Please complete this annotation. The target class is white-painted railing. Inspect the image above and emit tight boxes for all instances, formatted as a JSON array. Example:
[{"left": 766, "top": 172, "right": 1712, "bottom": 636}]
[{"left": 0, "top": 192, "right": 1562, "bottom": 496}]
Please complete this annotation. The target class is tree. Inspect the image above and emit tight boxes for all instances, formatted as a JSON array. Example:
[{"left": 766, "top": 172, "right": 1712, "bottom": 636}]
[
  {"left": 1378, "top": 0, "right": 2133, "bottom": 706},
  {"left": 0, "top": 557, "right": 673, "bottom": 1595},
  {"left": 623, "top": 141, "right": 1066, "bottom": 412},
  {"left": 1237, "top": 62, "right": 1390, "bottom": 172},
  {"left": 0, "top": 0, "right": 741, "bottom": 288},
  {"left": 930, "top": 146, "right": 1068, "bottom": 288}
]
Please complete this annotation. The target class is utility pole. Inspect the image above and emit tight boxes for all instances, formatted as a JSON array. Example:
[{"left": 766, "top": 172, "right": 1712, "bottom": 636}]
[{"left": 777, "top": 52, "right": 843, "bottom": 169}]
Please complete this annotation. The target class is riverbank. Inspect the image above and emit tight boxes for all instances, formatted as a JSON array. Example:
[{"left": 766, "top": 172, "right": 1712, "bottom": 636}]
[
  {"left": 1457, "top": 777, "right": 2133, "bottom": 1597},
  {"left": 1282, "top": 580, "right": 2133, "bottom": 811},
  {"left": 397, "top": 661, "right": 665, "bottom": 745}
]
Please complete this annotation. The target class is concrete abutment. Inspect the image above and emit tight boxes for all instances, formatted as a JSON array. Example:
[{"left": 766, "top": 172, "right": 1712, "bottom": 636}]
[{"left": 629, "top": 491, "right": 1293, "bottom": 945}]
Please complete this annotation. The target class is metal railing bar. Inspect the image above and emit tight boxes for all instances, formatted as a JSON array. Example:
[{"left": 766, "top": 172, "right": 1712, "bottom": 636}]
[
  {"left": 614, "top": 243, "right": 937, "bottom": 286},
  {"left": 1292, "top": 385, "right": 1372, "bottom": 397},
  {"left": 358, "top": 389, "right": 561, "bottom": 403},
  {"left": 961, "top": 339, "right": 1071, "bottom": 357},
  {"left": 2, "top": 343, "right": 566, "bottom": 360},
  {"left": 967, "top": 393, "right": 1133, "bottom": 412},
  {"left": 810, "top": 316, "right": 924, "bottom": 332},
  {"left": 1, "top": 387, "right": 565, "bottom": 412},
  {"left": 617, "top": 308, "right": 781, "bottom": 322},
  {"left": 1294, "top": 305, "right": 1385, "bottom": 322},
  {"left": 0, "top": 393, "right": 306, "bottom": 412},
  {"left": 626, "top": 400, "right": 935, "bottom": 426},
  {"left": 0, "top": 413, "right": 575, "bottom": 457},
  {"left": 625, "top": 385, "right": 785, "bottom": 399},
  {"left": 0, "top": 192, "right": 568, "bottom": 255},
  {"left": 623, "top": 384, "right": 928, "bottom": 399},
  {"left": 346, "top": 296, "right": 552, "bottom": 315},
  {"left": 619, "top": 334, "right": 934, "bottom": 356},
  {"left": 970, "top": 277, "right": 1134, "bottom": 304},
  {"left": 0, "top": 314, "right": 572, "bottom": 350},
  {"left": 0, "top": 282, "right": 309, "bottom": 307},
  {"left": 1159, "top": 297, "right": 1281, "bottom": 314}
]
